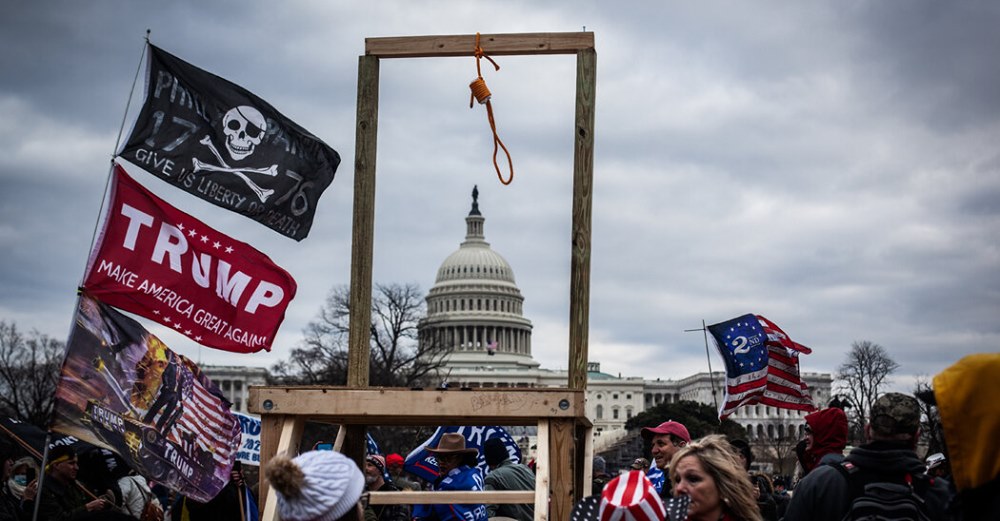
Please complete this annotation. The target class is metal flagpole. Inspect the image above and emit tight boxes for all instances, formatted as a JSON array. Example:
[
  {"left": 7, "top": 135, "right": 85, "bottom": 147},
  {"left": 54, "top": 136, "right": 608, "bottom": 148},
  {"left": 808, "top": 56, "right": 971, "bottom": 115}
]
[
  {"left": 83, "top": 30, "right": 150, "bottom": 283},
  {"left": 30, "top": 433, "right": 52, "bottom": 521},
  {"left": 685, "top": 320, "right": 719, "bottom": 413}
]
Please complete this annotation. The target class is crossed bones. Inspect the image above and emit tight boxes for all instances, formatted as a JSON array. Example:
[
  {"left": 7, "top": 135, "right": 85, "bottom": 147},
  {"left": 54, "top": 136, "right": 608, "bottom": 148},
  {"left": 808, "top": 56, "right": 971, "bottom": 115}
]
[{"left": 192, "top": 136, "right": 278, "bottom": 202}]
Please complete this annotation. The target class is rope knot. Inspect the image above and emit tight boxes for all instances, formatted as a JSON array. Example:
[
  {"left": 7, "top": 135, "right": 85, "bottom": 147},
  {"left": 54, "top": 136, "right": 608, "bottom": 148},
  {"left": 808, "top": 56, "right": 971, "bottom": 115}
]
[{"left": 469, "top": 32, "right": 513, "bottom": 185}]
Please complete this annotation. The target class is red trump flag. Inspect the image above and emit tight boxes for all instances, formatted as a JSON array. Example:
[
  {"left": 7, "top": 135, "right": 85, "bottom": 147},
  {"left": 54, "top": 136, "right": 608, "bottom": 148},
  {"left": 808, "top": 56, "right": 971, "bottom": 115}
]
[{"left": 82, "top": 164, "right": 296, "bottom": 353}]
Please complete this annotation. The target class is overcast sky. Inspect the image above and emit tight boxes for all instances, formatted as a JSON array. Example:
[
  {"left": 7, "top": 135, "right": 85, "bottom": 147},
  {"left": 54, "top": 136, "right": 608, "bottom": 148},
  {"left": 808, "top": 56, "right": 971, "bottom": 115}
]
[{"left": 2, "top": 1, "right": 997, "bottom": 395}]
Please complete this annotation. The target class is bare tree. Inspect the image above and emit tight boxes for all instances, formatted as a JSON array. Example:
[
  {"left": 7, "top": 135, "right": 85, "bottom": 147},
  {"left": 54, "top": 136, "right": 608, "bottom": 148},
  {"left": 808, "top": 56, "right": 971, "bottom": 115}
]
[
  {"left": 836, "top": 340, "right": 899, "bottom": 442},
  {"left": 754, "top": 425, "right": 800, "bottom": 477},
  {"left": 914, "top": 376, "right": 945, "bottom": 456},
  {"left": 271, "top": 283, "right": 450, "bottom": 387},
  {"left": 0, "top": 321, "right": 65, "bottom": 427}
]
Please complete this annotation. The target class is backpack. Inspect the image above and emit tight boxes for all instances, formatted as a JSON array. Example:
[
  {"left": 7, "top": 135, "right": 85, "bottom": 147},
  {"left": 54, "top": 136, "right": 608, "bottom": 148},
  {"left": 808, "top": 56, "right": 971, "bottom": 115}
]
[{"left": 834, "top": 461, "right": 933, "bottom": 521}]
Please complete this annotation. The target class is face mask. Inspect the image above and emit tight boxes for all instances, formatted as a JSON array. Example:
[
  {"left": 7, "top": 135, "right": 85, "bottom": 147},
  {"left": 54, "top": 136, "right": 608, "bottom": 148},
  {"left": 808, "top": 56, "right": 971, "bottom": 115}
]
[{"left": 12, "top": 475, "right": 27, "bottom": 486}]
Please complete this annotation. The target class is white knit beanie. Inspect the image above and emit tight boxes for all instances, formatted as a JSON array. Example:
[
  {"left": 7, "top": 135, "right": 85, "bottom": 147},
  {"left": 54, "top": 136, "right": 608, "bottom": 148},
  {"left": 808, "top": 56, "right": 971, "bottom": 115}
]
[{"left": 265, "top": 450, "right": 365, "bottom": 521}]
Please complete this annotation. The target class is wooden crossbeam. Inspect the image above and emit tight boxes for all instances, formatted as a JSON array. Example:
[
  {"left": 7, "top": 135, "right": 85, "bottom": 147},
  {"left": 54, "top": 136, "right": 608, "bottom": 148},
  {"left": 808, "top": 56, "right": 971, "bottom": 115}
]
[
  {"left": 249, "top": 387, "right": 585, "bottom": 424},
  {"left": 368, "top": 490, "right": 535, "bottom": 505},
  {"left": 366, "top": 32, "right": 594, "bottom": 58}
]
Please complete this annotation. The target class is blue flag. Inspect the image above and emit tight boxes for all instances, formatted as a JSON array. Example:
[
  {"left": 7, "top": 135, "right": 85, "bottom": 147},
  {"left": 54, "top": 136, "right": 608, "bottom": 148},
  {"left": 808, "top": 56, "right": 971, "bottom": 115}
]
[
  {"left": 708, "top": 313, "right": 816, "bottom": 419},
  {"left": 647, "top": 465, "right": 665, "bottom": 494},
  {"left": 404, "top": 426, "right": 522, "bottom": 482},
  {"left": 708, "top": 314, "right": 769, "bottom": 378}
]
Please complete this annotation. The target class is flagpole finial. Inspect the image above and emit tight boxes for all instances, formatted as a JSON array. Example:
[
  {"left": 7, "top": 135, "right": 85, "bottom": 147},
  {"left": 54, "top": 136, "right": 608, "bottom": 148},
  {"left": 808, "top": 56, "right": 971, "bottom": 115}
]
[{"left": 145, "top": 29, "right": 151, "bottom": 42}]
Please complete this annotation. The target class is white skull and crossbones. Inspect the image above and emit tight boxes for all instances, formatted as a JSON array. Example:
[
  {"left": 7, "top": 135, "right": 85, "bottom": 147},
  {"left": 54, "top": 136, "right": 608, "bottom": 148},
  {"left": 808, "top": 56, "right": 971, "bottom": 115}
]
[
  {"left": 222, "top": 106, "right": 267, "bottom": 161},
  {"left": 190, "top": 105, "right": 278, "bottom": 203}
]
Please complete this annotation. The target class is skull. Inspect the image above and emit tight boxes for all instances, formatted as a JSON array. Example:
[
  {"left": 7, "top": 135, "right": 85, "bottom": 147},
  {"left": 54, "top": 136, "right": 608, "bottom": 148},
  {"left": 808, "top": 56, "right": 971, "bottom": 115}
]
[{"left": 222, "top": 106, "right": 266, "bottom": 161}]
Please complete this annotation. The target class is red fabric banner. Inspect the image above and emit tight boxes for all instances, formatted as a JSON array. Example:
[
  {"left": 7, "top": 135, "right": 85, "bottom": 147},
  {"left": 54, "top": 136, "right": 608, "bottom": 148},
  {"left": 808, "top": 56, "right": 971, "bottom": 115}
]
[{"left": 82, "top": 165, "right": 296, "bottom": 353}]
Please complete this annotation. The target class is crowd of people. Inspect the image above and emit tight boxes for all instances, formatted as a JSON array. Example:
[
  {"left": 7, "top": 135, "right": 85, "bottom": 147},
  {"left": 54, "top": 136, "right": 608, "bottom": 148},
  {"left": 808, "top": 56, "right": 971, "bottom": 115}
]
[
  {"left": 261, "top": 354, "right": 996, "bottom": 521},
  {"left": 3, "top": 353, "right": 995, "bottom": 520},
  {"left": 572, "top": 353, "right": 998, "bottom": 521},
  {"left": 0, "top": 439, "right": 257, "bottom": 521}
]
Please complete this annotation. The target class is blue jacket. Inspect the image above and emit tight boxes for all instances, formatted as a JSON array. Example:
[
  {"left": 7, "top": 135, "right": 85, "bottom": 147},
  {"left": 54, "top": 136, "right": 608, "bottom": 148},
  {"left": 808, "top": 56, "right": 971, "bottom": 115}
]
[{"left": 412, "top": 465, "right": 488, "bottom": 521}]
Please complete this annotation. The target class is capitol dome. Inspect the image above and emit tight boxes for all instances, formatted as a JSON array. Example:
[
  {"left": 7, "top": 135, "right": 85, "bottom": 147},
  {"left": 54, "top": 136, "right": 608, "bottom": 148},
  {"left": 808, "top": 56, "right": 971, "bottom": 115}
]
[
  {"left": 433, "top": 192, "right": 518, "bottom": 287},
  {"left": 418, "top": 186, "right": 536, "bottom": 372}
]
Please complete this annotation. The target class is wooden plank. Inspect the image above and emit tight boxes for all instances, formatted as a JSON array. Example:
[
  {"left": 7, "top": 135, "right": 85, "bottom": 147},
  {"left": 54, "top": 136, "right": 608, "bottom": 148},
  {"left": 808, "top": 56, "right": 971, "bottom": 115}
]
[
  {"left": 534, "top": 420, "right": 550, "bottom": 521},
  {"left": 366, "top": 32, "right": 594, "bottom": 58},
  {"left": 261, "top": 416, "right": 304, "bottom": 521},
  {"left": 256, "top": 414, "right": 285, "bottom": 515},
  {"left": 567, "top": 48, "right": 596, "bottom": 391},
  {"left": 580, "top": 424, "right": 594, "bottom": 500},
  {"left": 347, "top": 54, "right": 380, "bottom": 388},
  {"left": 333, "top": 424, "right": 345, "bottom": 451},
  {"left": 343, "top": 425, "right": 366, "bottom": 471},
  {"left": 549, "top": 419, "right": 575, "bottom": 520},
  {"left": 368, "top": 490, "right": 535, "bottom": 505},
  {"left": 249, "top": 388, "right": 585, "bottom": 422}
]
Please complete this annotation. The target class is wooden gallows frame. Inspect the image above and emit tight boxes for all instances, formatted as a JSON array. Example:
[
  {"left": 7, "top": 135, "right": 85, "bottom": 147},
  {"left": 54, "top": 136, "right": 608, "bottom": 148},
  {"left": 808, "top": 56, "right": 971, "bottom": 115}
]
[{"left": 250, "top": 31, "right": 597, "bottom": 521}]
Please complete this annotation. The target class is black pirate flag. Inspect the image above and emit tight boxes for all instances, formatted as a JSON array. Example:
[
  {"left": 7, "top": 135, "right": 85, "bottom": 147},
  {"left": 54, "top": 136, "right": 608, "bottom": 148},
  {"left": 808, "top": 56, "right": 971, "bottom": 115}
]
[{"left": 118, "top": 44, "right": 340, "bottom": 241}]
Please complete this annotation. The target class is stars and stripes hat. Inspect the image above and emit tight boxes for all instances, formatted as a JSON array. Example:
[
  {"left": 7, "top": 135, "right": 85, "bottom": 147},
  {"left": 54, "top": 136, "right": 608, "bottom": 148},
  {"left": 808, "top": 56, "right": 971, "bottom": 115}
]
[{"left": 570, "top": 470, "right": 668, "bottom": 521}]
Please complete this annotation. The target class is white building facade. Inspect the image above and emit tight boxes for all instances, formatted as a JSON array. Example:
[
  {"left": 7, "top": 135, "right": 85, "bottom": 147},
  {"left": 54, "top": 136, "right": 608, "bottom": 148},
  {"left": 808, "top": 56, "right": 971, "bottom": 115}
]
[
  {"left": 416, "top": 188, "right": 833, "bottom": 438},
  {"left": 201, "top": 365, "right": 268, "bottom": 414}
]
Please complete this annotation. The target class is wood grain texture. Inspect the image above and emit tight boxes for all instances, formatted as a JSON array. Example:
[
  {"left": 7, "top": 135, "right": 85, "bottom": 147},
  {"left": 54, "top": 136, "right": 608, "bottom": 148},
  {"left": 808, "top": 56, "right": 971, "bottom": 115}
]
[
  {"left": 368, "top": 490, "right": 535, "bottom": 505},
  {"left": 366, "top": 32, "right": 594, "bottom": 58},
  {"left": 260, "top": 416, "right": 304, "bottom": 521},
  {"left": 549, "top": 419, "right": 576, "bottom": 520},
  {"left": 347, "top": 55, "right": 380, "bottom": 388},
  {"left": 534, "top": 420, "right": 551, "bottom": 521},
  {"left": 568, "top": 49, "right": 596, "bottom": 391},
  {"left": 249, "top": 387, "right": 585, "bottom": 423}
]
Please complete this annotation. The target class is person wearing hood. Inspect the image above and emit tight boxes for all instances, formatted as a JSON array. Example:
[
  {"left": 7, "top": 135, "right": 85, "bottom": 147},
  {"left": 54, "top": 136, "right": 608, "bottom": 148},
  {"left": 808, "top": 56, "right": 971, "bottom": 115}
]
[
  {"left": 482, "top": 437, "right": 534, "bottom": 521},
  {"left": 932, "top": 353, "right": 1000, "bottom": 519},
  {"left": 783, "top": 393, "right": 951, "bottom": 521},
  {"left": 796, "top": 407, "right": 848, "bottom": 476},
  {"left": 1, "top": 444, "right": 31, "bottom": 521}
]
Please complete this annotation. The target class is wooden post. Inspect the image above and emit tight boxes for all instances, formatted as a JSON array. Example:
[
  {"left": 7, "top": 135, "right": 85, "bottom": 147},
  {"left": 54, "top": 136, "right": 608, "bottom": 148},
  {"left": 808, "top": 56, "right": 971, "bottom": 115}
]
[
  {"left": 567, "top": 48, "right": 596, "bottom": 392},
  {"left": 256, "top": 414, "right": 285, "bottom": 514},
  {"left": 348, "top": 54, "right": 380, "bottom": 388},
  {"left": 549, "top": 419, "right": 576, "bottom": 520},
  {"left": 260, "top": 416, "right": 304, "bottom": 521},
  {"left": 345, "top": 54, "right": 380, "bottom": 468},
  {"left": 534, "top": 421, "right": 551, "bottom": 521}
]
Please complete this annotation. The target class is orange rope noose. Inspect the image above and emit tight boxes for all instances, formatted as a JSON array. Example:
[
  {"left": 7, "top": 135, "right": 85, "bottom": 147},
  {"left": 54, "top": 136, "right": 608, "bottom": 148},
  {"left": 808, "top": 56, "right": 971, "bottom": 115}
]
[{"left": 469, "top": 33, "right": 514, "bottom": 185}]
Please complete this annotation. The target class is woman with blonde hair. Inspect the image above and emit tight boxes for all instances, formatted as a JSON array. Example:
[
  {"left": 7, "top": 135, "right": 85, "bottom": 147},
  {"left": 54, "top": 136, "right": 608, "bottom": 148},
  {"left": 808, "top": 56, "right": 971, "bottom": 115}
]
[{"left": 669, "top": 435, "right": 761, "bottom": 521}]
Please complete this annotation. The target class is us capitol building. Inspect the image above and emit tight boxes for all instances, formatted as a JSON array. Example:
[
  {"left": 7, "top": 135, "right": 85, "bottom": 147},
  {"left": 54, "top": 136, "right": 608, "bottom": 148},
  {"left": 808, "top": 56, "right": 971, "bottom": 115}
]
[{"left": 416, "top": 187, "right": 833, "bottom": 442}]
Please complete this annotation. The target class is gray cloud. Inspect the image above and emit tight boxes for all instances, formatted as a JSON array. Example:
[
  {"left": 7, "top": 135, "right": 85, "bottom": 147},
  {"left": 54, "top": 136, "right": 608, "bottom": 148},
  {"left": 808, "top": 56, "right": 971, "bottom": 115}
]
[{"left": 1, "top": 0, "right": 997, "bottom": 392}]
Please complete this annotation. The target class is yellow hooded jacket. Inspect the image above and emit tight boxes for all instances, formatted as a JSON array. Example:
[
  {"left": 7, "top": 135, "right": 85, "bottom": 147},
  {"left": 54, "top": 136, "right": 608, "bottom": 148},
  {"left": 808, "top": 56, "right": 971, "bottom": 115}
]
[{"left": 933, "top": 353, "right": 1000, "bottom": 491}]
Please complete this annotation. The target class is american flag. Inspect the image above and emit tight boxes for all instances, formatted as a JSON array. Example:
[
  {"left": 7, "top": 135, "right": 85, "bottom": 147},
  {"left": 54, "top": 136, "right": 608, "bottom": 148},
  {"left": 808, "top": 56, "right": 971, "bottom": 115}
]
[
  {"left": 708, "top": 314, "right": 816, "bottom": 419},
  {"left": 167, "top": 361, "right": 241, "bottom": 469}
]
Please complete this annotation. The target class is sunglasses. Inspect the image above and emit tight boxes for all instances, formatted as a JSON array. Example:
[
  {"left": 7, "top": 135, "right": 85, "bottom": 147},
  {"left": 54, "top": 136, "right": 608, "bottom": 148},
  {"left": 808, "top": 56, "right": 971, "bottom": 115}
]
[{"left": 804, "top": 426, "right": 813, "bottom": 434}]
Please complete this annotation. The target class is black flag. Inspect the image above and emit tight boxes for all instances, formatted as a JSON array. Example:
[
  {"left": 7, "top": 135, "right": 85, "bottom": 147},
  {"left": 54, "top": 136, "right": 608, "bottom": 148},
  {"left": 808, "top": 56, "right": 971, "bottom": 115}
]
[{"left": 118, "top": 44, "right": 340, "bottom": 241}]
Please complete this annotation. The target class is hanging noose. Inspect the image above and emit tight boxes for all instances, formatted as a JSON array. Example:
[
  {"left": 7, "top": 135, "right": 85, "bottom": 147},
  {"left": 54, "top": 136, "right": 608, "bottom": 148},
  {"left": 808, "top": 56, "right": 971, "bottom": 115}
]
[{"left": 469, "top": 33, "right": 513, "bottom": 185}]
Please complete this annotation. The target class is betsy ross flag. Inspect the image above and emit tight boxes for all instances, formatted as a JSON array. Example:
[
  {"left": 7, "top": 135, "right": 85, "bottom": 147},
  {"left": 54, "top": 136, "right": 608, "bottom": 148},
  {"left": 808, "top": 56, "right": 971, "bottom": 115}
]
[
  {"left": 707, "top": 314, "right": 815, "bottom": 419},
  {"left": 51, "top": 295, "right": 240, "bottom": 502},
  {"left": 118, "top": 44, "right": 340, "bottom": 241}
]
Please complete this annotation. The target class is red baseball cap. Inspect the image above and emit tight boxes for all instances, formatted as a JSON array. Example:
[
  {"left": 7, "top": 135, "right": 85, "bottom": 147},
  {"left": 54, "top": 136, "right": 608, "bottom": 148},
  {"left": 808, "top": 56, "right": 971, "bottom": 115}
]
[
  {"left": 640, "top": 421, "right": 691, "bottom": 443},
  {"left": 385, "top": 453, "right": 404, "bottom": 467}
]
